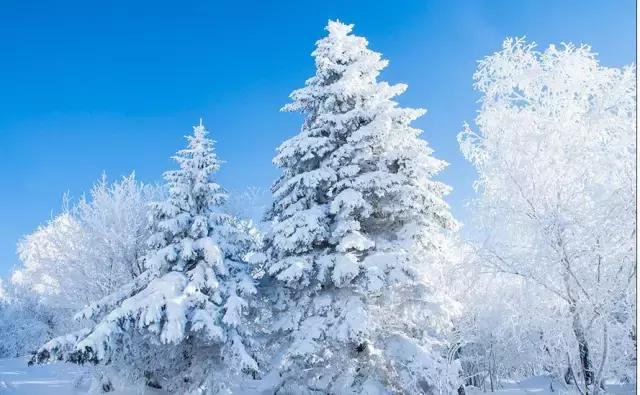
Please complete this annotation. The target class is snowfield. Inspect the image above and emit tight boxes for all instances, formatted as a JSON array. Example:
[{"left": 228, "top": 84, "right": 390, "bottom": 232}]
[
  {"left": 0, "top": 357, "right": 635, "bottom": 395},
  {"left": 0, "top": 357, "right": 87, "bottom": 394},
  {"left": 0, "top": 358, "right": 167, "bottom": 394},
  {"left": 465, "top": 376, "right": 635, "bottom": 395}
]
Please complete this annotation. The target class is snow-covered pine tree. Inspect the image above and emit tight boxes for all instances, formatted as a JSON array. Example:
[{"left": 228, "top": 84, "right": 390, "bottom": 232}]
[
  {"left": 263, "top": 20, "right": 461, "bottom": 394},
  {"left": 34, "top": 120, "right": 259, "bottom": 394}
]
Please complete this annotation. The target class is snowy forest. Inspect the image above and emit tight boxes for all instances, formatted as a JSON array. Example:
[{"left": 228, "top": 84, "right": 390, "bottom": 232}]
[{"left": 0, "top": 20, "right": 636, "bottom": 395}]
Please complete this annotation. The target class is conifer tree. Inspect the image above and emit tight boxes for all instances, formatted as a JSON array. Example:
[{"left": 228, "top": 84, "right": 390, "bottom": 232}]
[
  {"left": 263, "top": 20, "right": 461, "bottom": 394},
  {"left": 35, "top": 121, "right": 259, "bottom": 394}
]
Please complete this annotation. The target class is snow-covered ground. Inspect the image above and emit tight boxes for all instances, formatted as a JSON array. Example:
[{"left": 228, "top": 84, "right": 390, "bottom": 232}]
[
  {"left": 465, "top": 376, "right": 635, "bottom": 395},
  {"left": 0, "top": 357, "right": 166, "bottom": 394},
  {"left": 0, "top": 357, "right": 635, "bottom": 394},
  {"left": 0, "top": 357, "right": 87, "bottom": 394}
]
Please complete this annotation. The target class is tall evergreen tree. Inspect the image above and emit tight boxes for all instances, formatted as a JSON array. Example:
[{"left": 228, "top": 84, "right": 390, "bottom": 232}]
[
  {"left": 263, "top": 20, "right": 461, "bottom": 394},
  {"left": 35, "top": 121, "right": 259, "bottom": 394}
]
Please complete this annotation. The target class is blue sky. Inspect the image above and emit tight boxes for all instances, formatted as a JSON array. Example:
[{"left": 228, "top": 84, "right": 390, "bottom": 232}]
[{"left": 0, "top": 0, "right": 635, "bottom": 276}]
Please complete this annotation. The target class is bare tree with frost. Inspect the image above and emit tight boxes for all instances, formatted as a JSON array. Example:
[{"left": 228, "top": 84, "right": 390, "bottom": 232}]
[
  {"left": 15, "top": 174, "right": 158, "bottom": 309},
  {"left": 458, "top": 38, "right": 636, "bottom": 394},
  {"left": 1, "top": 174, "right": 158, "bottom": 361}
]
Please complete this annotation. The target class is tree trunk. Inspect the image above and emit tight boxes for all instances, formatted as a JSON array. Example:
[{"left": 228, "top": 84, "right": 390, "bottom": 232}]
[{"left": 571, "top": 307, "right": 594, "bottom": 387}]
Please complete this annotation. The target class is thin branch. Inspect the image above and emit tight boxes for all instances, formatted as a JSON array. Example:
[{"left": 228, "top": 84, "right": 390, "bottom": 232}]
[{"left": 479, "top": 247, "right": 570, "bottom": 303}]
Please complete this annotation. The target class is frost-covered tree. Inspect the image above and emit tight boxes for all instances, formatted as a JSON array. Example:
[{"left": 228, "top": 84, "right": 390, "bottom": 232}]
[
  {"left": 261, "top": 20, "right": 461, "bottom": 394},
  {"left": 3, "top": 174, "right": 157, "bottom": 359},
  {"left": 15, "top": 174, "right": 158, "bottom": 309},
  {"left": 458, "top": 38, "right": 636, "bottom": 393},
  {"left": 34, "top": 121, "right": 259, "bottom": 394},
  {"left": 451, "top": 260, "right": 570, "bottom": 391},
  {"left": 0, "top": 281, "right": 68, "bottom": 358}
]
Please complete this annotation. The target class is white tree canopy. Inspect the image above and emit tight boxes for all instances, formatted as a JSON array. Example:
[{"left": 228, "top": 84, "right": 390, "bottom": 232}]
[
  {"left": 15, "top": 173, "right": 158, "bottom": 309},
  {"left": 458, "top": 37, "right": 636, "bottom": 392}
]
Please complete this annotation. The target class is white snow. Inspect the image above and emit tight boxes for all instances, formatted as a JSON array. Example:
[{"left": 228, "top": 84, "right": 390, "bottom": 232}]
[
  {"left": 465, "top": 376, "right": 635, "bottom": 395},
  {"left": 0, "top": 358, "right": 634, "bottom": 395},
  {"left": 0, "top": 357, "right": 167, "bottom": 394}
]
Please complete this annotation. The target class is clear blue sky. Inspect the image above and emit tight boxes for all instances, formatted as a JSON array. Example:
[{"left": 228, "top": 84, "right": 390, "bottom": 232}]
[{"left": 0, "top": 0, "right": 635, "bottom": 277}]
